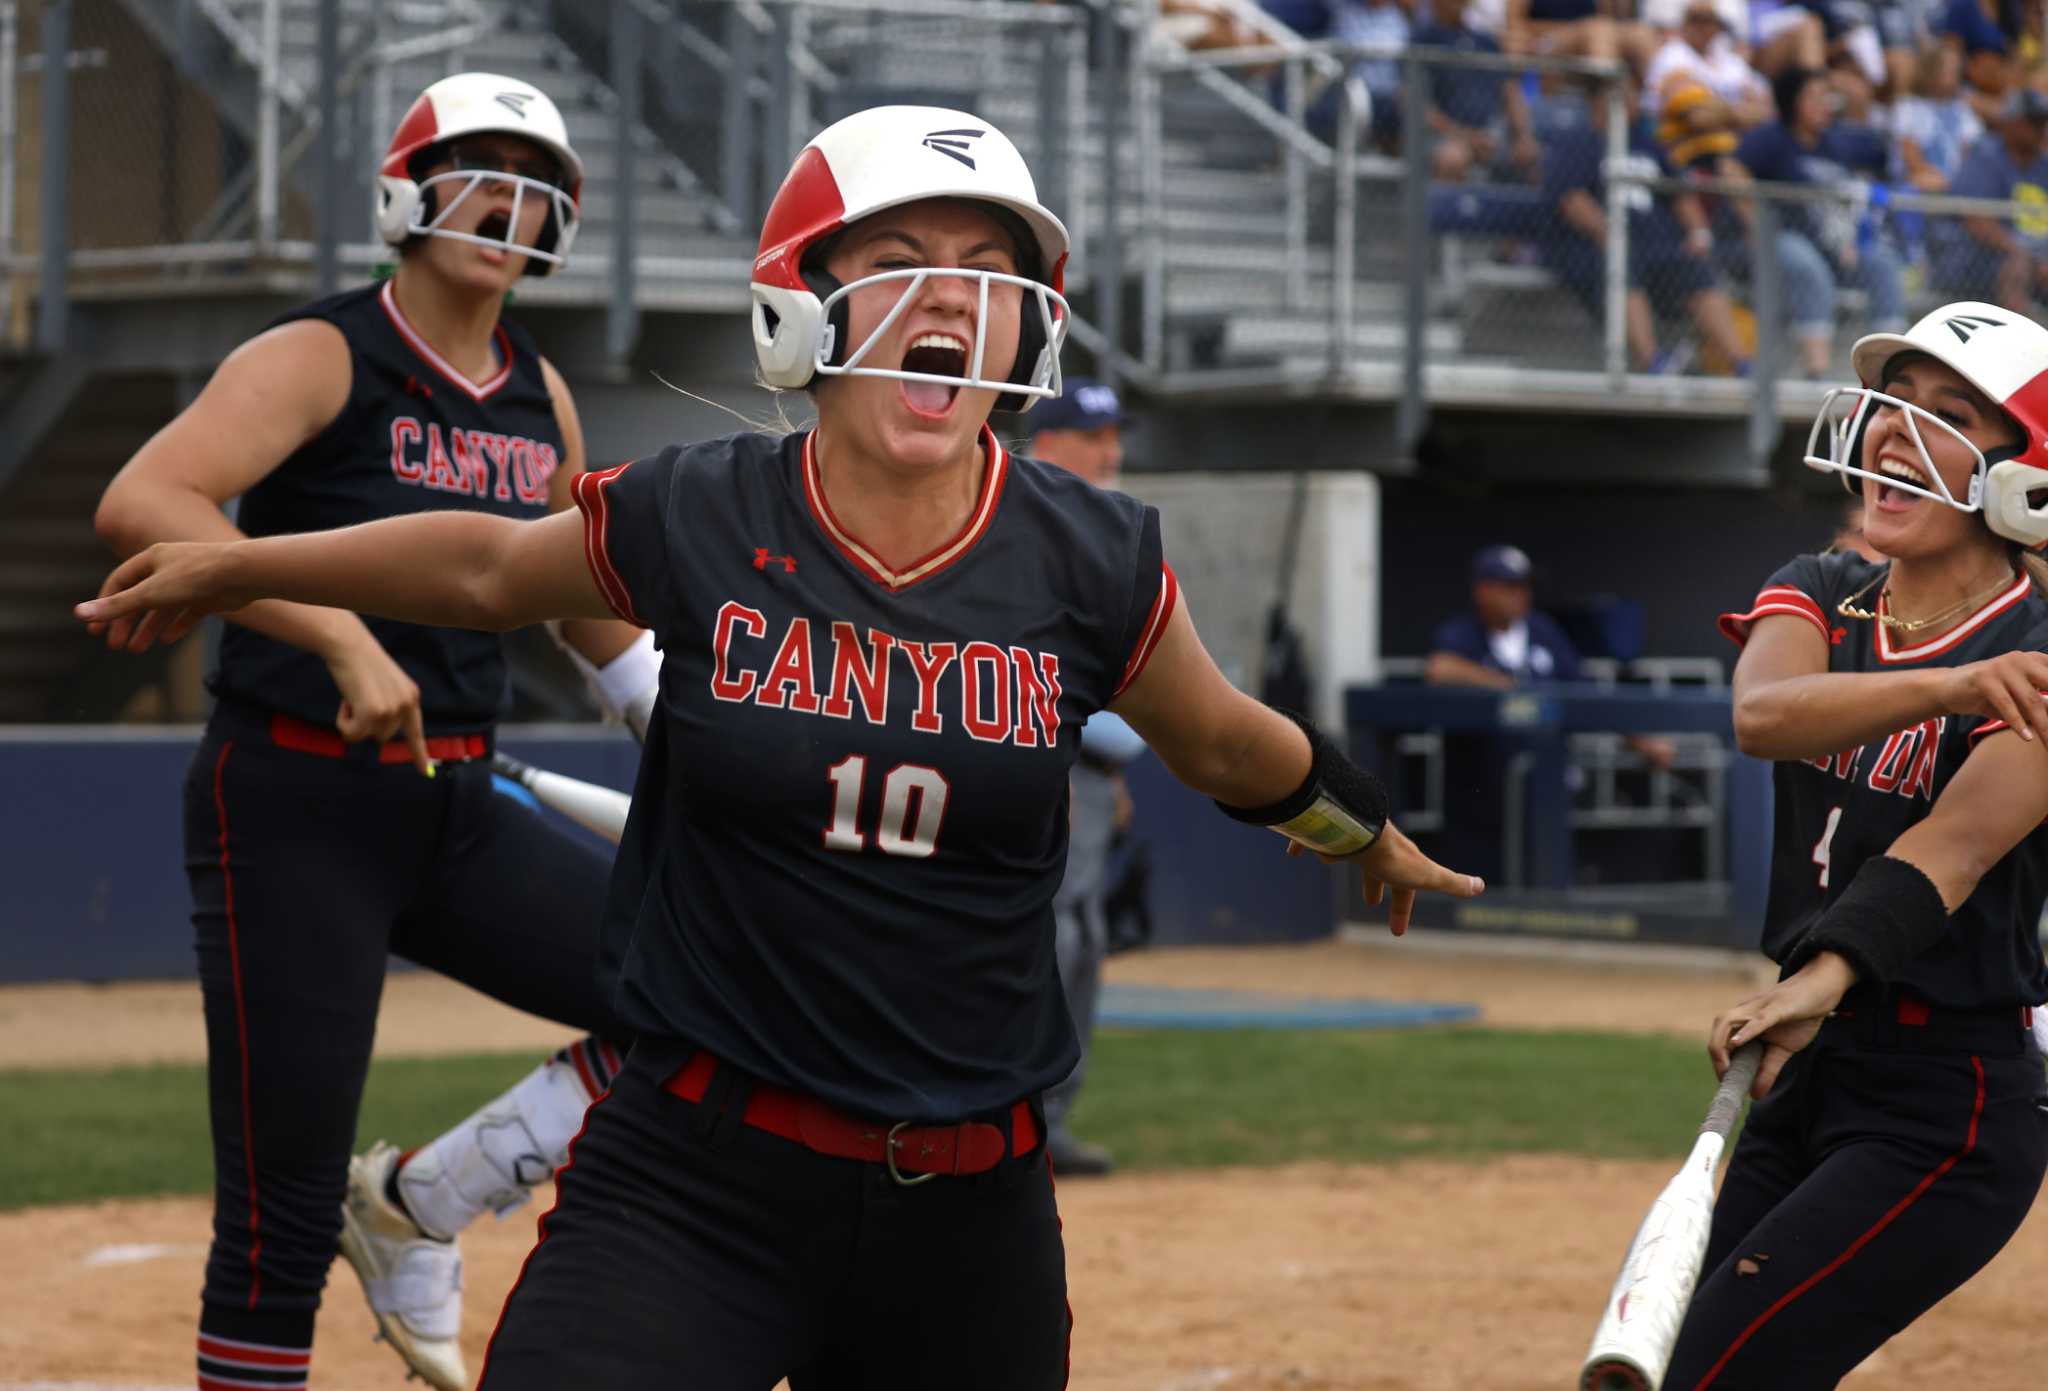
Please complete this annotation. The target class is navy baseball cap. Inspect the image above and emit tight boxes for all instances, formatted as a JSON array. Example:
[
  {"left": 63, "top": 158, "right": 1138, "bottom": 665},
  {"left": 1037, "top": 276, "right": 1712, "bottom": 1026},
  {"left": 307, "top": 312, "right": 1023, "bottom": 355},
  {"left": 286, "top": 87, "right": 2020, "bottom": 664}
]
[
  {"left": 1472, "top": 544, "right": 1533, "bottom": 584},
  {"left": 1029, "top": 378, "right": 1126, "bottom": 432}
]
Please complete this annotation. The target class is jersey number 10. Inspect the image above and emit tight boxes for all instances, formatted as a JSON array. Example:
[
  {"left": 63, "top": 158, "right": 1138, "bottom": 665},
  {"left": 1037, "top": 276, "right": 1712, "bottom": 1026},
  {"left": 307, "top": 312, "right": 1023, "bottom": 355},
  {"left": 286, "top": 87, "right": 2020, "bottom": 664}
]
[{"left": 824, "top": 755, "right": 950, "bottom": 858}]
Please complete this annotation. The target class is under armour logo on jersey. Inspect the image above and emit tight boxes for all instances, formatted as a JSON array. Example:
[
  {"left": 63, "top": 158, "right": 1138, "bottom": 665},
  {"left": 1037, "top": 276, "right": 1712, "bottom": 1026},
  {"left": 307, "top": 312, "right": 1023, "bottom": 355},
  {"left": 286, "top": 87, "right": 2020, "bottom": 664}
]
[
  {"left": 405, "top": 373, "right": 433, "bottom": 399},
  {"left": 1830, "top": 625, "right": 1847, "bottom": 646},
  {"left": 753, "top": 548, "right": 797, "bottom": 574},
  {"left": 496, "top": 91, "right": 534, "bottom": 118},
  {"left": 921, "top": 128, "right": 985, "bottom": 169},
  {"left": 1943, "top": 313, "right": 2003, "bottom": 343}
]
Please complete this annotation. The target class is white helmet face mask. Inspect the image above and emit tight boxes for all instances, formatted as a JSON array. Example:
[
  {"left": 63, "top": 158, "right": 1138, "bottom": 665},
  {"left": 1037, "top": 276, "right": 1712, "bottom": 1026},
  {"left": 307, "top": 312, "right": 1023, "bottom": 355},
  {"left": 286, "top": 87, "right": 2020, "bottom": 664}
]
[
  {"left": 1806, "top": 385, "right": 1988, "bottom": 515},
  {"left": 406, "top": 167, "right": 578, "bottom": 268},
  {"left": 810, "top": 267, "right": 1070, "bottom": 403}
]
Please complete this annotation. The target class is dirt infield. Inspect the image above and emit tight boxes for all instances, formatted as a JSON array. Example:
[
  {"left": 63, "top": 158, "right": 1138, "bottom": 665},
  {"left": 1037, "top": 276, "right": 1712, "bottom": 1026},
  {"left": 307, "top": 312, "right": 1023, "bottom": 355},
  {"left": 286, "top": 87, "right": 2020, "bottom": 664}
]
[{"left": 4, "top": 937, "right": 2043, "bottom": 1388}]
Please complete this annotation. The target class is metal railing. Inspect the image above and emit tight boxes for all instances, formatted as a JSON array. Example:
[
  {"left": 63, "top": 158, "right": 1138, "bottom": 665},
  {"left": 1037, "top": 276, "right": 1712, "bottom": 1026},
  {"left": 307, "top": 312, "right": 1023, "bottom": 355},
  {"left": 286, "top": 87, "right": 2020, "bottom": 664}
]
[
  {"left": 1131, "top": 35, "right": 2048, "bottom": 457},
  {"left": 20, "top": 0, "right": 2048, "bottom": 447},
  {"left": 8, "top": 0, "right": 1089, "bottom": 356}
]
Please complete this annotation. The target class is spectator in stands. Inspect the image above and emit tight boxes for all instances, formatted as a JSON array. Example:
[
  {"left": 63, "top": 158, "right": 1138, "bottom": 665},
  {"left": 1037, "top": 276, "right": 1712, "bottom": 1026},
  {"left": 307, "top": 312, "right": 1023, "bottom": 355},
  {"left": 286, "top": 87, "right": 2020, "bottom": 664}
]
[
  {"left": 1501, "top": 0, "right": 1655, "bottom": 69},
  {"left": 1155, "top": 0, "right": 1279, "bottom": 51},
  {"left": 1262, "top": 0, "right": 1335, "bottom": 36},
  {"left": 1935, "top": 0, "right": 2017, "bottom": 120},
  {"left": 1894, "top": 42, "right": 1986, "bottom": 190},
  {"left": 1727, "top": 64, "right": 1907, "bottom": 376},
  {"left": 1410, "top": 0, "right": 1545, "bottom": 179},
  {"left": 1930, "top": 84, "right": 2048, "bottom": 307},
  {"left": 1539, "top": 78, "right": 1754, "bottom": 373},
  {"left": 1643, "top": 0, "right": 1773, "bottom": 169},
  {"left": 1329, "top": 0, "right": 1414, "bottom": 152},
  {"left": 1744, "top": 0, "right": 1830, "bottom": 77}
]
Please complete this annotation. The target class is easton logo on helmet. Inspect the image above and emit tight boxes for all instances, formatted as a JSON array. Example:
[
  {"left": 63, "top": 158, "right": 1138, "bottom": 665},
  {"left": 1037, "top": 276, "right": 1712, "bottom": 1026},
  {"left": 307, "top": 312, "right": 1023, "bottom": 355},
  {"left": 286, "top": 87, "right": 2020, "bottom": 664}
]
[
  {"left": 1944, "top": 313, "right": 2004, "bottom": 343},
  {"left": 920, "top": 128, "right": 985, "bottom": 169},
  {"left": 495, "top": 91, "right": 534, "bottom": 117}
]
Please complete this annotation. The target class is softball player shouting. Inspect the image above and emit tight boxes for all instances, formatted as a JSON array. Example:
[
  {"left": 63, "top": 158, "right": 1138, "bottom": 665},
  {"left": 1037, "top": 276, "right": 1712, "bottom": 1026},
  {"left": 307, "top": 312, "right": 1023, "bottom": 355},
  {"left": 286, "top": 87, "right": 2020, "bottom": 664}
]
[
  {"left": 90, "top": 73, "right": 651, "bottom": 1391},
  {"left": 77, "top": 103, "right": 1481, "bottom": 1388},
  {"left": 1672, "top": 301, "right": 2048, "bottom": 1387}
]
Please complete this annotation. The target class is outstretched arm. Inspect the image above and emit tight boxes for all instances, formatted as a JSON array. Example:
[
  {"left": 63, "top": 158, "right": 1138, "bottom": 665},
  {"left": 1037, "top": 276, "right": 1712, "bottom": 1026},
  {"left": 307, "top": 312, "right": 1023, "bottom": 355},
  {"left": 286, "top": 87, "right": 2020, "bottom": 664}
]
[
  {"left": 76, "top": 505, "right": 612, "bottom": 652},
  {"left": 1732, "top": 613, "right": 2048, "bottom": 758},
  {"left": 1111, "top": 588, "right": 1482, "bottom": 934}
]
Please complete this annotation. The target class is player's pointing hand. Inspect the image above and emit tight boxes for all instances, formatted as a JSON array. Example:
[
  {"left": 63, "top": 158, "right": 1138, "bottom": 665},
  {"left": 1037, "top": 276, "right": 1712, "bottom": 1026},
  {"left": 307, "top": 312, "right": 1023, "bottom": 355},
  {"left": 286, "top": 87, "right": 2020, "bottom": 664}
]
[
  {"left": 1287, "top": 823, "right": 1485, "bottom": 936},
  {"left": 75, "top": 539, "right": 254, "bottom": 653}
]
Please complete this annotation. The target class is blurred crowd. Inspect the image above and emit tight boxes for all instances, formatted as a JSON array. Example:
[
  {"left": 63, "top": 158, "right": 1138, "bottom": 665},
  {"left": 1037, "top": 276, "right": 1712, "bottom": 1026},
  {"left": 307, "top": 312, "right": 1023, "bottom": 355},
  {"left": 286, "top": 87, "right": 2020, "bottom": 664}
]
[{"left": 1173, "top": 0, "right": 2048, "bottom": 375}]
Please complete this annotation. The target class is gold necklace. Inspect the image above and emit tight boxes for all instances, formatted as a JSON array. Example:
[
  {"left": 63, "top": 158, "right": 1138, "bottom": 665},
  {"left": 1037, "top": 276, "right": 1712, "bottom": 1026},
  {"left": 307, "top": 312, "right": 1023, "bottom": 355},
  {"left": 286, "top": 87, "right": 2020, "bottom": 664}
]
[{"left": 1836, "top": 565, "right": 2015, "bottom": 633}]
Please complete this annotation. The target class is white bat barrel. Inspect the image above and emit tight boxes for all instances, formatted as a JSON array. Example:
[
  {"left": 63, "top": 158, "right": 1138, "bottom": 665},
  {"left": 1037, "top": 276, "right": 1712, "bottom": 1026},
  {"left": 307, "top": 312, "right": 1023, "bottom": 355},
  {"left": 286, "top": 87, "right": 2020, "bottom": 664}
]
[
  {"left": 492, "top": 752, "right": 632, "bottom": 844},
  {"left": 1579, "top": 1044, "right": 1762, "bottom": 1391}
]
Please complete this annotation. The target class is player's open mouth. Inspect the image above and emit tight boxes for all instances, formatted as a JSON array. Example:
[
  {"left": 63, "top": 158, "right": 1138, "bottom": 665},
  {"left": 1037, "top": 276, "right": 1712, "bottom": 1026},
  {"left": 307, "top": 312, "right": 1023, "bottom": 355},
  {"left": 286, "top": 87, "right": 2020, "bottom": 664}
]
[
  {"left": 1874, "top": 456, "right": 1929, "bottom": 512},
  {"left": 475, "top": 211, "right": 513, "bottom": 257},
  {"left": 899, "top": 334, "right": 968, "bottom": 418}
]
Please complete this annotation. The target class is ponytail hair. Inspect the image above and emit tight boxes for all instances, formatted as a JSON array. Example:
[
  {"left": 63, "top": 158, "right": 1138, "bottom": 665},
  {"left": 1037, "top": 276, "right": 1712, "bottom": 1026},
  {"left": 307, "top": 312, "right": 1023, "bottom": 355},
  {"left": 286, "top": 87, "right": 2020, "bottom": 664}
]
[{"left": 2015, "top": 545, "right": 2048, "bottom": 594}]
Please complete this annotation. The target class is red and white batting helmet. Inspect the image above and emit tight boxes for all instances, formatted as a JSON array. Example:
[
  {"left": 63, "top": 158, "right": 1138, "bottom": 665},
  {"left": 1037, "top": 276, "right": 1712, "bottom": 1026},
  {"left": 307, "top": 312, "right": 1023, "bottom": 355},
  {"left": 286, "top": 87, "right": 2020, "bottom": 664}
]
[
  {"left": 376, "top": 72, "right": 583, "bottom": 276},
  {"left": 1806, "top": 301, "right": 2048, "bottom": 546},
  {"left": 750, "top": 105, "right": 1071, "bottom": 413}
]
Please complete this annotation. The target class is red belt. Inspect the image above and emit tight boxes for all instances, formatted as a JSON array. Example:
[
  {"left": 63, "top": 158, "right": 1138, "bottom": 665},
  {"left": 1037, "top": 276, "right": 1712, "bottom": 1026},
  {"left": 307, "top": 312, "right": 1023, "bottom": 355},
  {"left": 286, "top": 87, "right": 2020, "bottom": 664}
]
[
  {"left": 1835, "top": 996, "right": 2032, "bottom": 1028},
  {"left": 268, "top": 712, "right": 489, "bottom": 765},
  {"left": 663, "top": 1050, "right": 1039, "bottom": 1185}
]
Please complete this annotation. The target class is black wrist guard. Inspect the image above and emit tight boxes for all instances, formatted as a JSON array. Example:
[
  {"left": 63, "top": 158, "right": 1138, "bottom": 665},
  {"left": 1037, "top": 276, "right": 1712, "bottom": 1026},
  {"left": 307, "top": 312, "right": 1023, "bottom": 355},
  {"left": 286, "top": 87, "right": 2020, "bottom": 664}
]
[
  {"left": 1216, "top": 710, "right": 1390, "bottom": 856},
  {"left": 1786, "top": 855, "right": 1948, "bottom": 985}
]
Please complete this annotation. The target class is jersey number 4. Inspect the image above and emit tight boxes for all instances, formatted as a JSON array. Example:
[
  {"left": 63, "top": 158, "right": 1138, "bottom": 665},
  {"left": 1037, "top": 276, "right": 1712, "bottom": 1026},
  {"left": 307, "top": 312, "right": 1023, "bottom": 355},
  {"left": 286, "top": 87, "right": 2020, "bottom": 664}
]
[
  {"left": 1812, "top": 805, "right": 1843, "bottom": 888},
  {"left": 824, "top": 755, "right": 950, "bottom": 858}
]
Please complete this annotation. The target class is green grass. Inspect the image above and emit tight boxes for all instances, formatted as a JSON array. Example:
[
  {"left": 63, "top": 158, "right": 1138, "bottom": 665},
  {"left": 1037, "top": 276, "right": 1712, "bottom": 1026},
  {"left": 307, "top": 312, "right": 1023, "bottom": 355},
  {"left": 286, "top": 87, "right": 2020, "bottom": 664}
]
[
  {"left": 1072, "top": 1027, "right": 1721, "bottom": 1169},
  {"left": 0, "top": 1029, "right": 1722, "bottom": 1211},
  {"left": 0, "top": 1053, "right": 540, "bottom": 1212}
]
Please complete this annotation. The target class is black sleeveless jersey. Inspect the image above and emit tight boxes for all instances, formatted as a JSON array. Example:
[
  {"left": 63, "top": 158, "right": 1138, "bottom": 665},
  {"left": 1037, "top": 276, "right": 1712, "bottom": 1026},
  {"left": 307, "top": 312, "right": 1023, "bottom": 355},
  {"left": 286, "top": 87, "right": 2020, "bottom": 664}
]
[
  {"left": 210, "top": 280, "right": 565, "bottom": 733},
  {"left": 1720, "top": 551, "right": 2048, "bottom": 1009},
  {"left": 571, "top": 427, "right": 1175, "bottom": 1121}
]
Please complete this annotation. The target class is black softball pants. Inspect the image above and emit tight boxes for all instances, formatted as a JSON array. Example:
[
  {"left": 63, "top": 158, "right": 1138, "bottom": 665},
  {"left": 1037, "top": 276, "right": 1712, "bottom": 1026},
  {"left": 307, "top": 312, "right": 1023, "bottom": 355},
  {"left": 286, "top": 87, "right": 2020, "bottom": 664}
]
[
  {"left": 184, "top": 707, "right": 629, "bottom": 1355},
  {"left": 1665, "top": 996, "right": 2048, "bottom": 1390},
  {"left": 477, "top": 1036, "right": 1073, "bottom": 1391}
]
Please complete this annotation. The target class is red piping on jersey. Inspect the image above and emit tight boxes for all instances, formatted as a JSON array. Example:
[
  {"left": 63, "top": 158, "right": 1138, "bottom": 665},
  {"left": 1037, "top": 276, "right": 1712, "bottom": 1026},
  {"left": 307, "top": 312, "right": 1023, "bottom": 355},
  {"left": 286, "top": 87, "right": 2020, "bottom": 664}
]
[
  {"left": 571, "top": 463, "right": 646, "bottom": 627},
  {"left": 1717, "top": 585, "right": 1830, "bottom": 647},
  {"left": 1113, "top": 564, "right": 1180, "bottom": 699},
  {"left": 801, "top": 427, "right": 1007, "bottom": 591},
  {"left": 1688, "top": 1054, "right": 1985, "bottom": 1390},
  {"left": 474, "top": 1083, "right": 614, "bottom": 1387},
  {"left": 210, "top": 741, "right": 266, "bottom": 1309},
  {"left": 377, "top": 280, "right": 514, "bottom": 402},
  {"left": 1874, "top": 570, "right": 2032, "bottom": 664}
]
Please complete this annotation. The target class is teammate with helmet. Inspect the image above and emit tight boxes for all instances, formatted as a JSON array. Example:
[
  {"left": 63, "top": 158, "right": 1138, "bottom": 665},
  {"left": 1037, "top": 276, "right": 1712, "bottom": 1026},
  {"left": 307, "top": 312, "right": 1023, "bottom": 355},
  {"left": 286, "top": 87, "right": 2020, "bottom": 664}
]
[
  {"left": 1667, "top": 300, "right": 2048, "bottom": 1386},
  {"left": 76, "top": 102, "right": 1482, "bottom": 1387},
  {"left": 90, "top": 72, "right": 649, "bottom": 1391}
]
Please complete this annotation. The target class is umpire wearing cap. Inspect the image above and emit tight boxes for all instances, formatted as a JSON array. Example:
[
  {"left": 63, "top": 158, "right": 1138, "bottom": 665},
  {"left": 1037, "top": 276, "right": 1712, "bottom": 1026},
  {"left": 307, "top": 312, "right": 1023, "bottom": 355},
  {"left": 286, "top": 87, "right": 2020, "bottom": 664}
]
[{"left": 1027, "top": 378, "right": 1145, "bottom": 1176}]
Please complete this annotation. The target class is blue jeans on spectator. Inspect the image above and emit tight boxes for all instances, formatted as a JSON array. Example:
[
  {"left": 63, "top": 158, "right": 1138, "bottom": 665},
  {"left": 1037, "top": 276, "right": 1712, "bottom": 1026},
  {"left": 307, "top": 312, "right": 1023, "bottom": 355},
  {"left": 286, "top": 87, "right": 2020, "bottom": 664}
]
[{"left": 1778, "top": 228, "right": 1906, "bottom": 344}]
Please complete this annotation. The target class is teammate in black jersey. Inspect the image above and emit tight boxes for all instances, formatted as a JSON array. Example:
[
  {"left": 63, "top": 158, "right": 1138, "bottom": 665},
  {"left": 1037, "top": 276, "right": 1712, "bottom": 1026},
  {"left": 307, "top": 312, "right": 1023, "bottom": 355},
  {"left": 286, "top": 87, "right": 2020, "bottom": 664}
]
[
  {"left": 89, "top": 73, "right": 654, "bottom": 1391},
  {"left": 1664, "top": 301, "right": 2048, "bottom": 1388},
  {"left": 77, "top": 103, "right": 1482, "bottom": 1388}
]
